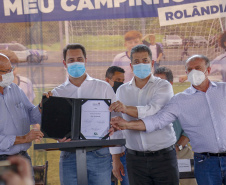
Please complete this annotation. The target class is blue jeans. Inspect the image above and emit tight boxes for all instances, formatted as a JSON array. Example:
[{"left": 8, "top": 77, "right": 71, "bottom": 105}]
[
  {"left": 111, "top": 152, "right": 129, "bottom": 185},
  {"left": 194, "top": 153, "right": 226, "bottom": 185},
  {"left": 59, "top": 147, "right": 112, "bottom": 185}
]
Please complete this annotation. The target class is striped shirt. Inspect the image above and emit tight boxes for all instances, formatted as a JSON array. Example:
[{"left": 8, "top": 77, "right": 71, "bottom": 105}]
[
  {"left": 0, "top": 83, "right": 41, "bottom": 155},
  {"left": 142, "top": 81, "right": 226, "bottom": 153}
]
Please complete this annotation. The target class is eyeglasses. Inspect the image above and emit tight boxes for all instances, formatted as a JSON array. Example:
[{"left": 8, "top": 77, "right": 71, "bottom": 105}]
[{"left": 0, "top": 66, "right": 15, "bottom": 73}]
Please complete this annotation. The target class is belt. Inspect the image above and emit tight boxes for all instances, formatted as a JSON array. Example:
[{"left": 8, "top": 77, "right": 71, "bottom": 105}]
[
  {"left": 0, "top": 151, "right": 27, "bottom": 158},
  {"left": 127, "top": 145, "right": 174, "bottom": 157},
  {"left": 200, "top": 152, "right": 226, "bottom": 157}
]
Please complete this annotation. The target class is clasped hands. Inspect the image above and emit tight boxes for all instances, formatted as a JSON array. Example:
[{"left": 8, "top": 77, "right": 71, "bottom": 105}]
[{"left": 109, "top": 101, "right": 129, "bottom": 135}]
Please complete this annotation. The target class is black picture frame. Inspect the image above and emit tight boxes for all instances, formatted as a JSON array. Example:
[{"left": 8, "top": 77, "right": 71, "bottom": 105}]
[{"left": 41, "top": 96, "right": 111, "bottom": 140}]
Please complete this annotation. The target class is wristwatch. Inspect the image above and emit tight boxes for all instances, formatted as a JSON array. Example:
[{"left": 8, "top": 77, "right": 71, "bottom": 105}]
[{"left": 176, "top": 144, "right": 183, "bottom": 151}]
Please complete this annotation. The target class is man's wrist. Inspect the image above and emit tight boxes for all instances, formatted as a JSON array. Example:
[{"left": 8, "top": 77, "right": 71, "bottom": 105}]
[
  {"left": 125, "top": 121, "right": 130, "bottom": 129},
  {"left": 176, "top": 143, "right": 183, "bottom": 151},
  {"left": 38, "top": 103, "right": 42, "bottom": 110},
  {"left": 112, "top": 154, "right": 121, "bottom": 161},
  {"left": 124, "top": 105, "right": 128, "bottom": 114}
]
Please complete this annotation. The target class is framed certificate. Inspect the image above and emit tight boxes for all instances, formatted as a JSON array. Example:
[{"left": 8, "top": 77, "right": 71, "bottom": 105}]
[
  {"left": 81, "top": 99, "right": 111, "bottom": 139},
  {"left": 41, "top": 96, "right": 111, "bottom": 140}
]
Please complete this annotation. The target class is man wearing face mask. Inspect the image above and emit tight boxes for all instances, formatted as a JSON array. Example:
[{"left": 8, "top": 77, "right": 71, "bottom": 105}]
[
  {"left": 43, "top": 44, "right": 116, "bottom": 185},
  {"left": 0, "top": 53, "right": 43, "bottom": 164},
  {"left": 109, "top": 45, "right": 179, "bottom": 185},
  {"left": 105, "top": 66, "right": 125, "bottom": 93},
  {"left": 111, "top": 54, "right": 226, "bottom": 185}
]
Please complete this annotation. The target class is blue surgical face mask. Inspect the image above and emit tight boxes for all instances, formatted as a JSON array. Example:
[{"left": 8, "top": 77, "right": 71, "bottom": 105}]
[
  {"left": 133, "top": 63, "right": 151, "bottom": 79},
  {"left": 67, "top": 62, "right": 86, "bottom": 78}
]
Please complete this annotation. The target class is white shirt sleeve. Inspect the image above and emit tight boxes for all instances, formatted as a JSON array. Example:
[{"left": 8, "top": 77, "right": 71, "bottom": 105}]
[
  {"left": 137, "top": 81, "right": 174, "bottom": 119},
  {"left": 109, "top": 130, "right": 125, "bottom": 154}
]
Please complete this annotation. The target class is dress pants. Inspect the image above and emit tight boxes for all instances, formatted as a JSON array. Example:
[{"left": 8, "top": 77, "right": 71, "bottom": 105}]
[{"left": 126, "top": 148, "right": 179, "bottom": 185}]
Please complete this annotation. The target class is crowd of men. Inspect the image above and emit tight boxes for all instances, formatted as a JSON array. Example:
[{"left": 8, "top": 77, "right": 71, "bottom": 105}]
[{"left": 0, "top": 31, "right": 226, "bottom": 185}]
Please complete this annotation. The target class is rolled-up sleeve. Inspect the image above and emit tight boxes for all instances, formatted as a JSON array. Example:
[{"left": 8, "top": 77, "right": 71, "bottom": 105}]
[
  {"left": 109, "top": 130, "right": 125, "bottom": 154},
  {"left": 137, "top": 81, "right": 174, "bottom": 119}
]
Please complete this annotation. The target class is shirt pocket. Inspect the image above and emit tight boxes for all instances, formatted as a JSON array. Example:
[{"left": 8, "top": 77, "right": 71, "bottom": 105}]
[{"left": 14, "top": 102, "right": 28, "bottom": 122}]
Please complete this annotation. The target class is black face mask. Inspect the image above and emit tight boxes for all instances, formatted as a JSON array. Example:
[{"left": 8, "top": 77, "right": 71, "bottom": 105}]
[{"left": 112, "top": 81, "right": 123, "bottom": 93}]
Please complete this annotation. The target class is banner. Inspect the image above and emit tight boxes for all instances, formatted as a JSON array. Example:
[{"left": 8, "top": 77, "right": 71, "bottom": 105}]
[
  {"left": 158, "top": 0, "right": 226, "bottom": 26},
  {"left": 1, "top": 0, "right": 209, "bottom": 23}
]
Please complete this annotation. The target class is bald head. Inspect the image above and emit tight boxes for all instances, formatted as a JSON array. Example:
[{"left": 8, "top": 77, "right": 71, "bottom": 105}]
[
  {"left": 0, "top": 53, "right": 10, "bottom": 65},
  {"left": 0, "top": 53, "right": 12, "bottom": 75},
  {"left": 185, "top": 55, "right": 210, "bottom": 70}
]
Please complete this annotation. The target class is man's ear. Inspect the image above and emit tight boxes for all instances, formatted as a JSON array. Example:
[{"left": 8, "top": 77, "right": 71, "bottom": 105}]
[
  {"left": 63, "top": 60, "right": 67, "bottom": 68},
  {"left": 130, "top": 63, "right": 133, "bottom": 71},
  {"left": 105, "top": 78, "right": 110, "bottom": 83},
  {"left": 207, "top": 66, "right": 211, "bottom": 75},
  {"left": 84, "top": 58, "right": 87, "bottom": 67},
  {"left": 151, "top": 60, "right": 154, "bottom": 67}
]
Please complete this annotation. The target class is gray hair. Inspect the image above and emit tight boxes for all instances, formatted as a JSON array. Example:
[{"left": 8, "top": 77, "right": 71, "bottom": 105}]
[
  {"left": 130, "top": 44, "right": 152, "bottom": 62},
  {"left": 185, "top": 55, "right": 210, "bottom": 70}
]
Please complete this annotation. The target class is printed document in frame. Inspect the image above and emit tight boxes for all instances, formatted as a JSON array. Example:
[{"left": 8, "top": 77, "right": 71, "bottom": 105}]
[{"left": 81, "top": 99, "right": 111, "bottom": 139}]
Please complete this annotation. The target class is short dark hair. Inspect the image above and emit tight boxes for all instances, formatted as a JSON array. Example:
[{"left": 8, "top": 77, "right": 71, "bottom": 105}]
[
  {"left": 130, "top": 44, "right": 152, "bottom": 62},
  {"left": 105, "top": 66, "right": 125, "bottom": 79},
  {"left": 219, "top": 31, "right": 226, "bottom": 49},
  {"left": 154, "top": 66, "right": 173, "bottom": 83},
  {"left": 185, "top": 54, "right": 210, "bottom": 70},
  {"left": 63, "top": 43, "right": 86, "bottom": 61}
]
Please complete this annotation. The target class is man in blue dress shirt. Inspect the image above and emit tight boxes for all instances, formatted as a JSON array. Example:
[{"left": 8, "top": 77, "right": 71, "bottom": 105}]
[
  {"left": 0, "top": 53, "right": 43, "bottom": 162},
  {"left": 111, "top": 54, "right": 226, "bottom": 185}
]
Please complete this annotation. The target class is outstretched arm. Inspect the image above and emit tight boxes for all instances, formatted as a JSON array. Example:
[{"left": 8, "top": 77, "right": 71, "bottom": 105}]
[
  {"left": 142, "top": 34, "right": 150, "bottom": 41},
  {"left": 110, "top": 117, "right": 146, "bottom": 131}
]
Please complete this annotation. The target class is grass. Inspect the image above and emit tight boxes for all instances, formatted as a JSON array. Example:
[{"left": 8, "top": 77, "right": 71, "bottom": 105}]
[
  {"left": 29, "top": 35, "right": 126, "bottom": 51},
  {"left": 173, "top": 82, "right": 190, "bottom": 94},
  {"left": 28, "top": 34, "right": 166, "bottom": 52},
  {"left": 28, "top": 82, "right": 190, "bottom": 185}
]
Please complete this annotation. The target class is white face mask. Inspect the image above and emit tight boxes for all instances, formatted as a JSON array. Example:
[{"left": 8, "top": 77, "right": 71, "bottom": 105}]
[
  {"left": 187, "top": 69, "right": 206, "bottom": 86},
  {"left": 0, "top": 71, "right": 14, "bottom": 88}
]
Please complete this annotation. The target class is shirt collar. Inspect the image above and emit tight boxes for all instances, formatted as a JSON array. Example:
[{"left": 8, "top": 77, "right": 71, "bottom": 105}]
[
  {"left": 64, "top": 73, "right": 94, "bottom": 86},
  {"left": 2, "top": 84, "right": 12, "bottom": 95},
  {"left": 129, "top": 74, "right": 155, "bottom": 87},
  {"left": 188, "top": 80, "right": 217, "bottom": 94}
]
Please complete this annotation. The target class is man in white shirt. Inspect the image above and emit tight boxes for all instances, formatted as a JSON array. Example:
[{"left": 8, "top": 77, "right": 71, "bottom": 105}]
[
  {"left": 45, "top": 43, "right": 116, "bottom": 185},
  {"left": 111, "top": 54, "right": 226, "bottom": 185},
  {"left": 109, "top": 44, "right": 179, "bottom": 185}
]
